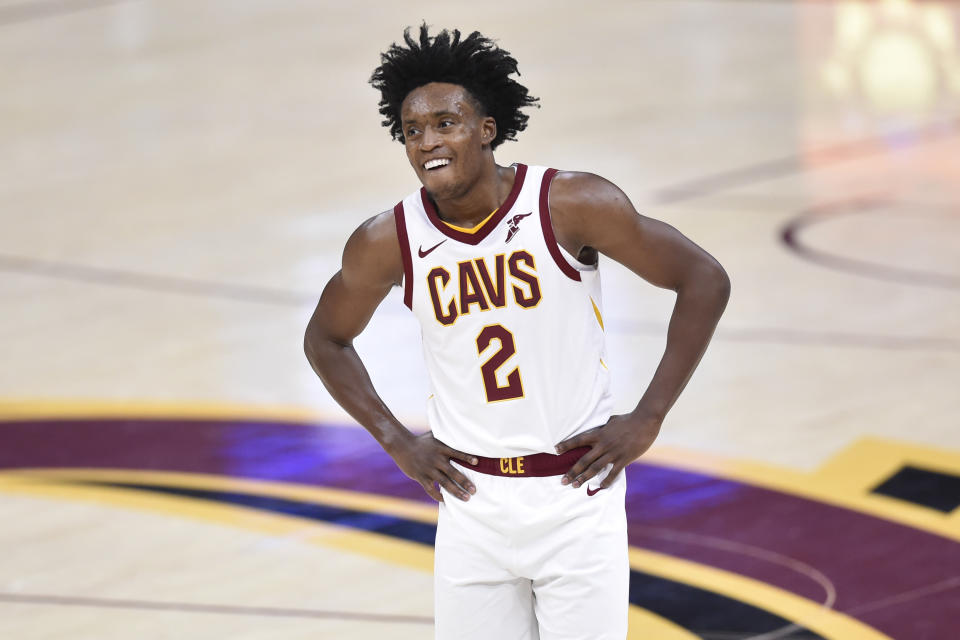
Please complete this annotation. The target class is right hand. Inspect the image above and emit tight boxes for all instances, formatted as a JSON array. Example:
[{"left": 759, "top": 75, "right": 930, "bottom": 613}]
[{"left": 388, "top": 431, "right": 478, "bottom": 502}]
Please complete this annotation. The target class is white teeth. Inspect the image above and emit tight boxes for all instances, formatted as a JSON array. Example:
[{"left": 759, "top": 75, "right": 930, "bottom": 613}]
[{"left": 424, "top": 158, "right": 451, "bottom": 170}]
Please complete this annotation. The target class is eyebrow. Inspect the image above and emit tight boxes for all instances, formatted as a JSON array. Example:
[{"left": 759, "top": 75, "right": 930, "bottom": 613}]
[{"left": 402, "top": 110, "right": 459, "bottom": 125}]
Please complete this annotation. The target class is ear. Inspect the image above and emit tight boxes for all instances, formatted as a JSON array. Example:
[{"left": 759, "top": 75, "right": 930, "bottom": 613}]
[{"left": 481, "top": 116, "right": 497, "bottom": 146}]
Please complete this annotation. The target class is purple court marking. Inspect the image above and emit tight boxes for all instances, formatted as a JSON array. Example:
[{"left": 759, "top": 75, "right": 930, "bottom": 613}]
[
  {"left": 2, "top": 417, "right": 959, "bottom": 638},
  {"left": 781, "top": 197, "right": 960, "bottom": 291},
  {"left": 624, "top": 462, "right": 960, "bottom": 637},
  {"left": 0, "top": 592, "right": 432, "bottom": 624}
]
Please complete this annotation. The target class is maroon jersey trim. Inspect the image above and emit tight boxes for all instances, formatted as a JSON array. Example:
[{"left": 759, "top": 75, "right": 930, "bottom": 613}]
[
  {"left": 393, "top": 202, "right": 414, "bottom": 309},
  {"left": 539, "top": 168, "right": 582, "bottom": 282},
  {"left": 420, "top": 163, "right": 528, "bottom": 245}
]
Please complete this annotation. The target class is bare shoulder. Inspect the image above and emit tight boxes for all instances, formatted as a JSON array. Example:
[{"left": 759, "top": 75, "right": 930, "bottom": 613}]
[
  {"left": 342, "top": 209, "right": 404, "bottom": 290},
  {"left": 550, "top": 171, "right": 632, "bottom": 212},
  {"left": 549, "top": 170, "right": 727, "bottom": 291},
  {"left": 548, "top": 171, "right": 640, "bottom": 257}
]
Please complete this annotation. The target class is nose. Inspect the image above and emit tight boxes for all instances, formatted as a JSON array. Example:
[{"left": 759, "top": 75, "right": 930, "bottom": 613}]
[{"left": 419, "top": 125, "right": 441, "bottom": 151}]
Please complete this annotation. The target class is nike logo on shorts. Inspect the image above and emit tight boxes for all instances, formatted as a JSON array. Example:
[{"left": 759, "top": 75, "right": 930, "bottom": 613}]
[
  {"left": 587, "top": 486, "right": 603, "bottom": 496},
  {"left": 418, "top": 239, "right": 447, "bottom": 258}
]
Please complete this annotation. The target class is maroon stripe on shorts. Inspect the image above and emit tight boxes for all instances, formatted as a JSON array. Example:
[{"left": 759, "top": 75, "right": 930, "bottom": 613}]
[{"left": 460, "top": 446, "right": 589, "bottom": 477}]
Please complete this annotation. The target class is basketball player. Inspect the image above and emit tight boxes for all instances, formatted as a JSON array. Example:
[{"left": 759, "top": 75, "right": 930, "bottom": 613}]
[{"left": 304, "top": 25, "right": 730, "bottom": 639}]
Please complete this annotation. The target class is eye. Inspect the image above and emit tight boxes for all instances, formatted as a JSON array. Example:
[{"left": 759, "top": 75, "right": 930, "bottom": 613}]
[
  {"left": 405, "top": 126, "right": 420, "bottom": 138},
  {"left": 439, "top": 119, "right": 454, "bottom": 128}
]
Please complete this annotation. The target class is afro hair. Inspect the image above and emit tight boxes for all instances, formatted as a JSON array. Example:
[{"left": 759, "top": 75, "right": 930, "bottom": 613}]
[{"left": 370, "top": 24, "right": 539, "bottom": 149}]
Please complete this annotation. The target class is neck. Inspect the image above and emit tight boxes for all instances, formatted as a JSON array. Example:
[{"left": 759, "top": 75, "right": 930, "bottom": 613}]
[{"left": 432, "top": 162, "right": 514, "bottom": 228}]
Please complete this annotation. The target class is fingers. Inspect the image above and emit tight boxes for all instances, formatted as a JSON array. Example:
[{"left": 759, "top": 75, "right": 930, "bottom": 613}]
[
  {"left": 438, "top": 445, "right": 477, "bottom": 498},
  {"left": 572, "top": 455, "right": 614, "bottom": 488},
  {"left": 438, "top": 473, "right": 472, "bottom": 501},
  {"left": 562, "top": 447, "right": 604, "bottom": 486},
  {"left": 407, "top": 438, "right": 479, "bottom": 503},
  {"left": 447, "top": 466, "right": 476, "bottom": 496},
  {"left": 600, "top": 463, "right": 625, "bottom": 489},
  {"left": 555, "top": 425, "right": 600, "bottom": 454},
  {"left": 419, "top": 465, "right": 475, "bottom": 502},
  {"left": 420, "top": 480, "right": 443, "bottom": 503},
  {"left": 443, "top": 445, "right": 479, "bottom": 467},
  {"left": 555, "top": 433, "right": 585, "bottom": 455},
  {"left": 428, "top": 464, "right": 475, "bottom": 502}
]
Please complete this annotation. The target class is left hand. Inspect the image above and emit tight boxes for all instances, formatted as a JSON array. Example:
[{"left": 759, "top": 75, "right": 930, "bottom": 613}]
[{"left": 555, "top": 411, "right": 662, "bottom": 490}]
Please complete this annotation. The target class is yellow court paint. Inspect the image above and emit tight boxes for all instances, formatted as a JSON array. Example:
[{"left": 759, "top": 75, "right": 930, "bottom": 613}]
[
  {"left": 644, "top": 439, "right": 960, "bottom": 543},
  {"left": 627, "top": 607, "right": 700, "bottom": 640},
  {"left": 0, "top": 398, "right": 326, "bottom": 425},
  {"left": 0, "top": 471, "right": 436, "bottom": 573},
  {"left": 814, "top": 436, "right": 960, "bottom": 492},
  {"left": 9, "top": 468, "right": 440, "bottom": 524},
  {"left": 629, "top": 548, "right": 892, "bottom": 640}
]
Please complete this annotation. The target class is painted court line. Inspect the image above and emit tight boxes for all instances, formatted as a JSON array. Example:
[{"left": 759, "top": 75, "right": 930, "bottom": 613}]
[
  {"left": 651, "top": 117, "right": 959, "bottom": 204},
  {"left": 2, "top": 252, "right": 955, "bottom": 353},
  {"left": 780, "top": 197, "right": 960, "bottom": 291},
  {"left": 0, "top": 592, "right": 433, "bottom": 624}
]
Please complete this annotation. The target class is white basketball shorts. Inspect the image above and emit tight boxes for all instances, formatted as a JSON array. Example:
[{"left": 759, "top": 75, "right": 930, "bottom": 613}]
[{"left": 435, "top": 455, "right": 628, "bottom": 639}]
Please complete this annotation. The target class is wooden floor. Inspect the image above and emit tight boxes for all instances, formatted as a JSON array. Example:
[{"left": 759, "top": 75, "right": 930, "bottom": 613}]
[{"left": 1, "top": 1, "right": 959, "bottom": 638}]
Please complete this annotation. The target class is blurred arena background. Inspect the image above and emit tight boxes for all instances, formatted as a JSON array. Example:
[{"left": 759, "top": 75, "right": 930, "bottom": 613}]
[{"left": 1, "top": 1, "right": 958, "bottom": 638}]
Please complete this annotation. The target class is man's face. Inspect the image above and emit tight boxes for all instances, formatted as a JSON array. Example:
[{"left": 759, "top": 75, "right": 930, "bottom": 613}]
[{"left": 400, "top": 82, "right": 497, "bottom": 201}]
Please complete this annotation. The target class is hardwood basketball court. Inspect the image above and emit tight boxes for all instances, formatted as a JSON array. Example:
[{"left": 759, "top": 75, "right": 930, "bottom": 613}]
[{"left": 1, "top": 1, "right": 958, "bottom": 638}]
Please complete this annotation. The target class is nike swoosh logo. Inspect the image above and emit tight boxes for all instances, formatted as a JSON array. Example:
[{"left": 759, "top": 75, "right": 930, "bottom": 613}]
[
  {"left": 418, "top": 239, "right": 447, "bottom": 258},
  {"left": 586, "top": 486, "right": 603, "bottom": 496}
]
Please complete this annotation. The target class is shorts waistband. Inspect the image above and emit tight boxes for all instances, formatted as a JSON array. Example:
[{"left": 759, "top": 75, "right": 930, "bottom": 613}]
[{"left": 459, "top": 446, "right": 590, "bottom": 477}]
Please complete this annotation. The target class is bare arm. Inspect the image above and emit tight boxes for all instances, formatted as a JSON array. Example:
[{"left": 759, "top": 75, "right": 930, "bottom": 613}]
[
  {"left": 304, "top": 211, "right": 477, "bottom": 501},
  {"left": 551, "top": 172, "right": 731, "bottom": 488}
]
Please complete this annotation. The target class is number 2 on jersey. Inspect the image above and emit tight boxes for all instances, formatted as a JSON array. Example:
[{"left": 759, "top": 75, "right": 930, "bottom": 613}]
[{"left": 476, "top": 324, "right": 524, "bottom": 402}]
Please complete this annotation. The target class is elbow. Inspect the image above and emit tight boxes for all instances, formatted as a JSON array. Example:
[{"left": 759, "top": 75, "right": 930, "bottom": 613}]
[
  {"left": 680, "top": 259, "right": 730, "bottom": 311},
  {"left": 303, "top": 317, "right": 328, "bottom": 364},
  {"left": 303, "top": 316, "right": 350, "bottom": 365},
  {"left": 303, "top": 329, "right": 314, "bottom": 361},
  {"left": 712, "top": 263, "right": 731, "bottom": 306},
  {"left": 707, "top": 263, "right": 731, "bottom": 315},
  {"left": 303, "top": 324, "right": 318, "bottom": 364}
]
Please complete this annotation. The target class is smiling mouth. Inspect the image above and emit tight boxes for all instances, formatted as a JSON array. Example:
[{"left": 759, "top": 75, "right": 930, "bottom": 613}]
[{"left": 423, "top": 158, "right": 451, "bottom": 170}]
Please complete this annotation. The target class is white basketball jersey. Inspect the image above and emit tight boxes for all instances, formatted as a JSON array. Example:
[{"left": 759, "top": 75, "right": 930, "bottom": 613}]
[{"left": 393, "top": 164, "right": 613, "bottom": 457}]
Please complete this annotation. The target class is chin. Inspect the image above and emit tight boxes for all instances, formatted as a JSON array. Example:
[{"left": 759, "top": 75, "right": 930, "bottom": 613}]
[{"left": 422, "top": 173, "right": 466, "bottom": 201}]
